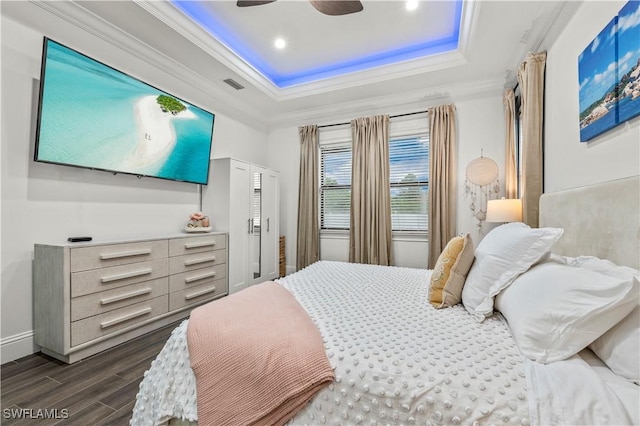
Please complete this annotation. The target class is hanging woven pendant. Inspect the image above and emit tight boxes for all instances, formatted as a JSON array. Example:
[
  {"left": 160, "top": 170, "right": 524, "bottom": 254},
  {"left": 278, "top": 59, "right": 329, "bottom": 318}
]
[{"left": 464, "top": 155, "right": 499, "bottom": 232}]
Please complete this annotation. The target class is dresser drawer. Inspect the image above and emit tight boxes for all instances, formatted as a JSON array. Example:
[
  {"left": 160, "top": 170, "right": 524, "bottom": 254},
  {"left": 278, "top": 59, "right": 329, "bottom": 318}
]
[
  {"left": 169, "top": 264, "right": 227, "bottom": 293},
  {"left": 169, "top": 249, "right": 226, "bottom": 275},
  {"left": 71, "top": 296, "right": 168, "bottom": 346},
  {"left": 169, "top": 234, "right": 226, "bottom": 257},
  {"left": 71, "top": 277, "right": 168, "bottom": 322},
  {"left": 169, "top": 278, "right": 227, "bottom": 311},
  {"left": 71, "top": 259, "right": 169, "bottom": 297},
  {"left": 70, "top": 240, "right": 168, "bottom": 272}
]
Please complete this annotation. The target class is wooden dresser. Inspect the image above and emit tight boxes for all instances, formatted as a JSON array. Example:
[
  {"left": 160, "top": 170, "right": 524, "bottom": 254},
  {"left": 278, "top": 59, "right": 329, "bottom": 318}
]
[{"left": 34, "top": 233, "right": 228, "bottom": 363}]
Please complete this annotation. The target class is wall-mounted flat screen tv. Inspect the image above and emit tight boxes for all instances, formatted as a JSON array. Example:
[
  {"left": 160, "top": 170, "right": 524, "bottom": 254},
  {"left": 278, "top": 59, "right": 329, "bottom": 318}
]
[{"left": 35, "top": 38, "right": 215, "bottom": 185}]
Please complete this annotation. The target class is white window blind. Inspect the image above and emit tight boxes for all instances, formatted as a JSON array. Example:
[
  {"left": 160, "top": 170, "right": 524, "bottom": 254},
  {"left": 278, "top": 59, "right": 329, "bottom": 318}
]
[
  {"left": 389, "top": 136, "right": 429, "bottom": 231},
  {"left": 320, "top": 144, "right": 351, "bottom": 230},
  {"left": 320, "top": 135, "right": 429, "bottom": 232}
]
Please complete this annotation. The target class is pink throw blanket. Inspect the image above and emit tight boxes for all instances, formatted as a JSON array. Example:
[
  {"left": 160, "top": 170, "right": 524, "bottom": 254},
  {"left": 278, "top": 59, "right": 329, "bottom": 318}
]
[{"left": 187, "top": 281, "right": 334, "bottom": 426}]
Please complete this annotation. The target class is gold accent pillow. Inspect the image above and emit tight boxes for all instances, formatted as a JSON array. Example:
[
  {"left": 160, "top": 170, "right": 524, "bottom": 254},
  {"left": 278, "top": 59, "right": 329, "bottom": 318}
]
[{"left": 429, "top": 233, "right": 475, "bottom": 308}]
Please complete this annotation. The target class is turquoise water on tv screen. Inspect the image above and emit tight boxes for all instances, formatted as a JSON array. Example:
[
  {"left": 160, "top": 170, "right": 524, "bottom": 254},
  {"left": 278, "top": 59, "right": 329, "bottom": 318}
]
[{"left": 36, "top": 39, "right": 214, "bottom": 184}]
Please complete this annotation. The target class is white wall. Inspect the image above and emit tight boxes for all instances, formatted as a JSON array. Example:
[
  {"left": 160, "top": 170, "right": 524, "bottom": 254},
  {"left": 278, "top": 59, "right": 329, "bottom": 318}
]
[
  {"left": 212, "top": 113, "right": 269, "bottom": 166},
  {"left": 268, "top": 93, "right": 506, "bottom": 273},
  {"left": 543, "top": 0, "right": 640, "bottom": 192},
  {"left": 0, "top": 15, "right": 267, "bottom": 362},
  {"left": 267, "top": 126, "right": 301, "bottom": 273},
  {"left": 456, "top": 96, "right": 506, "bottom": 240}
]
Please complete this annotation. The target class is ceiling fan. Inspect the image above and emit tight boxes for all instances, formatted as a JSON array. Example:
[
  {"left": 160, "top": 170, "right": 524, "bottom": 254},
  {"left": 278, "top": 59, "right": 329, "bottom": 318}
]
[{"left": 237, "top": 0, "right": 364, "bottom": 16}]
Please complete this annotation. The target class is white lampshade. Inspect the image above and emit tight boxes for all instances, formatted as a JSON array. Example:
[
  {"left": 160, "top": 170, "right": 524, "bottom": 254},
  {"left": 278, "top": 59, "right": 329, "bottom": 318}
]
[{"left": 486, "top": 198, "right": 522, "bottom": 223}]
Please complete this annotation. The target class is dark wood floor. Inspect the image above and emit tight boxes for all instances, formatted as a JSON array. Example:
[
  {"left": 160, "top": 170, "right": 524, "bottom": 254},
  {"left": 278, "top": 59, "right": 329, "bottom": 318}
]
[{"left": 1, "top": 322, "right": 179, "bottom": 425}]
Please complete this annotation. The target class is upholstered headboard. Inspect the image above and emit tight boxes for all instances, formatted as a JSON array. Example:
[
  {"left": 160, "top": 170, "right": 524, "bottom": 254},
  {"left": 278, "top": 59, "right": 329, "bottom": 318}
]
[{"left": 539, "top": 175, "right": 640, "bottom": 269}]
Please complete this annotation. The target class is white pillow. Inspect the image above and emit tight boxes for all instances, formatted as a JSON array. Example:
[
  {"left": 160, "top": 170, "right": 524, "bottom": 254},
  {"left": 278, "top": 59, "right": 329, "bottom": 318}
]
[
  {"left": 590, "top": 299, "right": 640, "bottom": 384},
  {"left": 495, "top": 261, "right": 639, "bottom": 363},
  {"left": 543, "top": 255, "right": 640, "bottom": 380},
  {"left": 461, "top": 222, "right": 563, "bottom": 321},
  {"left": 550, "top": 254, "right": 639, "bottom": 275}
]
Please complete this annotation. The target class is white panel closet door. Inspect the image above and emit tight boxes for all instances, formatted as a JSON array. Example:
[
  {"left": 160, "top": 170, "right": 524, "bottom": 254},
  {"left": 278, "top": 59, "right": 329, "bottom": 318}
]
[
  {"left": 261, "top": 169, "right": 280, "bottom": 280},
  {"left": 228, "top": 161, "right": 251, "bottom": 293},
  {"left": 205, "top": 158, "right": 280, "bottom": 293}
]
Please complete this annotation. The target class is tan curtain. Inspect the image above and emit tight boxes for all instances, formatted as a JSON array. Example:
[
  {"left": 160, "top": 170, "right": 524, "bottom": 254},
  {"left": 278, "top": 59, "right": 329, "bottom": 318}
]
[
  {"left": 296, "top": 125, "right": 319, "bottom": 270},
  {"left": 504, "top": 89, "right": 518, "bottom": 199},
  {"left": 428, "top": 104, "right": 457, "bottom": 269},
  {"left": 517, "top": 51, "right": 546, "bottom": 227},
  {"left": 349, "top": 115, "right": 393, "bottom": 266}
]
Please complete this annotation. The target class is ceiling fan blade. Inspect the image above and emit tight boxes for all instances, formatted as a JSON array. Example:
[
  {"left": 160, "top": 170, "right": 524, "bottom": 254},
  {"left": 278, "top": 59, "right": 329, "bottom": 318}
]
[
  {"left": 309, "top": 0, "right": 363, "bottom": 16},
  {"left": 237, "top": 0, "right": 277, "bottom": 7}
]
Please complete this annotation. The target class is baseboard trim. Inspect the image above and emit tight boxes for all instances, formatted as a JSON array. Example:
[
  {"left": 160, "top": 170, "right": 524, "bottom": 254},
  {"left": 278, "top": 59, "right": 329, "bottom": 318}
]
[{"left": 1, "top": 330, "right": 36, "bottom": 364}]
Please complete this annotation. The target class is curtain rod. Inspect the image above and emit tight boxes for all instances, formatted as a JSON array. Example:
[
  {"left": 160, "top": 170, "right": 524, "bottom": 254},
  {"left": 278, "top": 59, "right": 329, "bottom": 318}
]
[{"left": 317, "top": 110, "right": 427, "bottom": 129}]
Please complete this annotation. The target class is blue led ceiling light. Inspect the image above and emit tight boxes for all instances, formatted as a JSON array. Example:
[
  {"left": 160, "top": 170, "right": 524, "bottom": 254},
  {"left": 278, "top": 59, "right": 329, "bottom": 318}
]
[{"left": 171, "top": 0, "right": 463, "bottom": 88}]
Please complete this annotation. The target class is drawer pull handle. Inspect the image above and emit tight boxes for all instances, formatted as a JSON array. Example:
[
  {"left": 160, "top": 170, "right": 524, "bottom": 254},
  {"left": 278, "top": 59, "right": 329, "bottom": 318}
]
[
  {"left": 184, "top": 241, "right": 216, "bottom": 249},
  {"left": 100, "top": 287, "right": 152, "bottom": 305},
  {"left": 101, "top": 268, "right": 152, "bottom": 283},
  {"left": 100, "top": 249, "right": 152, "bottom": 260},
  {"left": 100, "top": 307, "right": 152, "bottom": 329},
  {"left": 185, "top": 286, "right": 217, "bottom": 300},
  {"left": 184, "top": 256, "right": 216, "bottom": 266},
  {"left": 184, "top": 271, "right": 216, "bottom": 283}
]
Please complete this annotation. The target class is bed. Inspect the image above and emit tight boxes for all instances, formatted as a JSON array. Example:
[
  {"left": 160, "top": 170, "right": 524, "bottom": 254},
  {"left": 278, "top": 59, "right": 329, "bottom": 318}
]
[{"left": 130, "top": 176, "right": 639, "bottom": 426}]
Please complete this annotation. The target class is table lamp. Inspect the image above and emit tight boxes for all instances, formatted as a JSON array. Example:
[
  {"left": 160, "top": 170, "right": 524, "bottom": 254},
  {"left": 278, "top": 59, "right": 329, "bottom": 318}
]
[{"left": 486, "top": 198, "right": 522, "bottom": 223}]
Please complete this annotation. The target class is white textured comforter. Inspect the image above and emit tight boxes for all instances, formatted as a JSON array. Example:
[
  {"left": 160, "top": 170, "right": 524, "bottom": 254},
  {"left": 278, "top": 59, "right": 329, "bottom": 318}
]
[
  {"left": 131, "top": 261, "right": 531, "bottom": 425},
  {"left": 131, "top": 261, "right": 637, "bottom": 425}
]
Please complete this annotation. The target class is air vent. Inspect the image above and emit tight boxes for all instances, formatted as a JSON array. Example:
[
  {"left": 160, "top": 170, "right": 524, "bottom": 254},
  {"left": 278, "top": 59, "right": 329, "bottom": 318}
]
[{"left": 223, "top": 78, "right": 245, "bottom": 90}]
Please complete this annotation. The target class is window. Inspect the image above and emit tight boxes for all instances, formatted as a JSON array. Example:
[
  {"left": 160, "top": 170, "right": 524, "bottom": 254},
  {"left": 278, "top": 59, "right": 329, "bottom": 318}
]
[
  {"left": 320, "top": 135, "right": 429, "bottom": 232},
  {"left": 320, "top": 144, "right": 351, "bottom": 230},
  {"left": 389, "top": 136, "right": 429, "bottom": 231}
]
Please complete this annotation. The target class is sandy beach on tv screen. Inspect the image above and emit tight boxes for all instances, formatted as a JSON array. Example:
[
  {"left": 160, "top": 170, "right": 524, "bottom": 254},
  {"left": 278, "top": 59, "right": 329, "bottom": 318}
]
[{"left": 123, "top": 95, "right": 195, "bottom": 170}]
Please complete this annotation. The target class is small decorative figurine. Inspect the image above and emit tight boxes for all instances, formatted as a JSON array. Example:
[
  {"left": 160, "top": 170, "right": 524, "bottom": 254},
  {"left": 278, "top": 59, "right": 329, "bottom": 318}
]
[{"left": 185, "top": 212, "right": 211, "bottom": 232}]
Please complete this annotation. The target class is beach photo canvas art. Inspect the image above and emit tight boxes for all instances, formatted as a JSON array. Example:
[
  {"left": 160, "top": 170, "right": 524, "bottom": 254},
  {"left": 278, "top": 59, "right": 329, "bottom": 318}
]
[
  {"left": 35, "top": 38, "right": 215, "bottom": 185},
  {"left": 578, "top": 16, "right": 619, "bottom": 142},
  {"left": 616, "top": 0, "right": 640, "bottom": 125},
  {"left": 578, "top": 0, "right": 640, "bottom": 142}
]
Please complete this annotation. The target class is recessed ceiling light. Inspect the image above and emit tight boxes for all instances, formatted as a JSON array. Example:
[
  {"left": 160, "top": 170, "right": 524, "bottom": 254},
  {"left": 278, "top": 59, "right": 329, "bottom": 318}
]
[
  {"left": 274, "top": 38, "right": 286, "bottom": 49},
  {"left": 406, "top": 1, "right": 419, "bottom": 11}
]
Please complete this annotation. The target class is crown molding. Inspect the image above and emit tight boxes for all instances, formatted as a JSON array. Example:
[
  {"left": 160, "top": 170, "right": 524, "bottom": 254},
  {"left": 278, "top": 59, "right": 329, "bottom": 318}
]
[
  {"left": 457, "top": 0, "right": 479, "bottom": 60},
  {"left": 536, "top": 1, "right": 582, "bottom": 54},
  {"left": 269, "top": 77, "right": 505, "bottom": 130},
  {"left": 502, "top": 1, "right": 573, "bottom": 89},
  {"left": 135, "top": 0, "right": 479, "bottom": 102},
  {"left": 275, "top": 50, "right": 468, "bottom": 101},
  {"left": 18, "top": 0, "right": 506, "bottom": 131},
  {"left": 135, "top": 0, "right": 282, "bottom": 99}
]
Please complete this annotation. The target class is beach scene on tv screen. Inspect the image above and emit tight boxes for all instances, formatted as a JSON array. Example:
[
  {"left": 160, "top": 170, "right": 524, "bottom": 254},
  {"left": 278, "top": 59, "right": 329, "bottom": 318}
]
[{"left": 36, "top": 40, "right": 214, "bottom": 184}]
